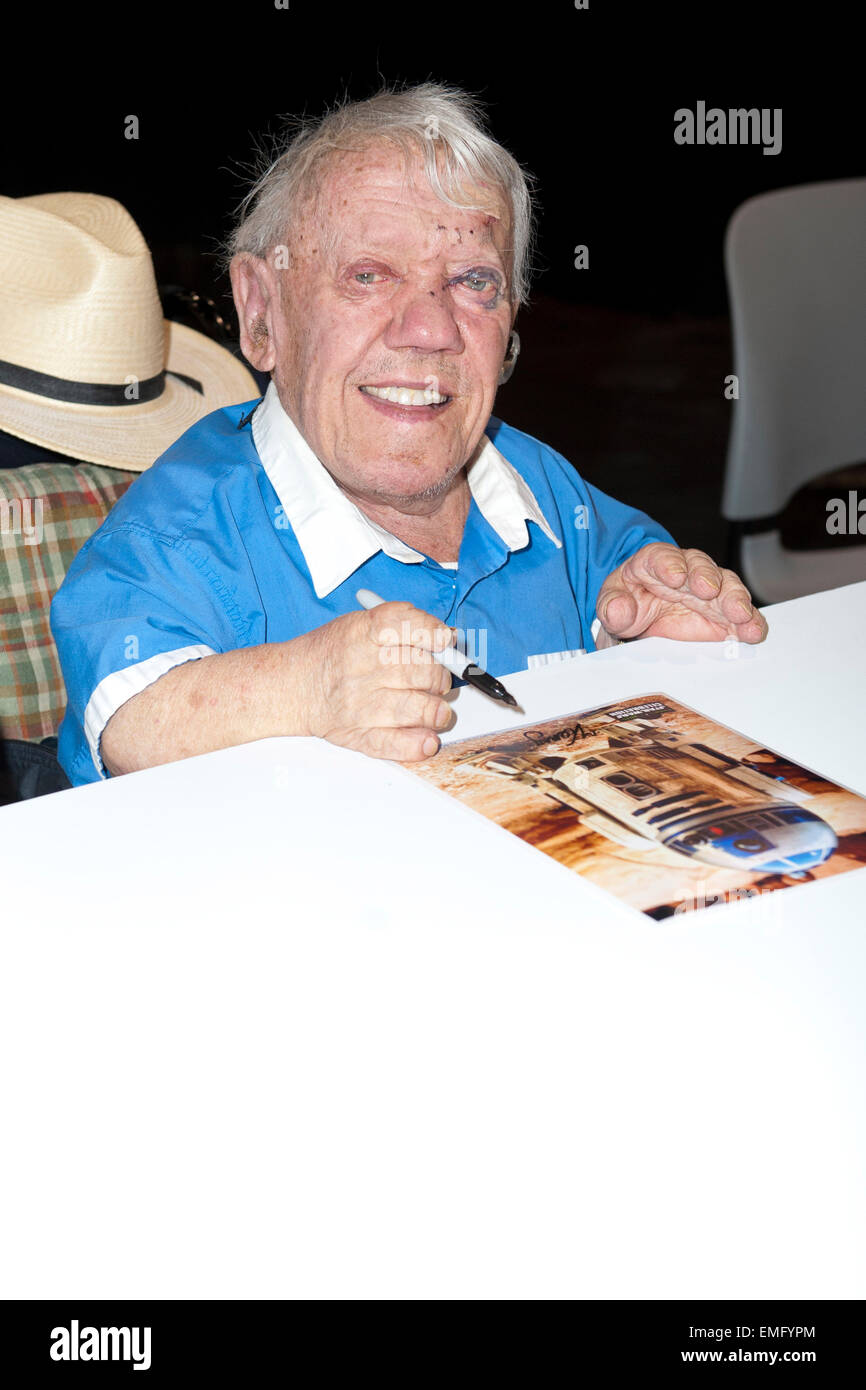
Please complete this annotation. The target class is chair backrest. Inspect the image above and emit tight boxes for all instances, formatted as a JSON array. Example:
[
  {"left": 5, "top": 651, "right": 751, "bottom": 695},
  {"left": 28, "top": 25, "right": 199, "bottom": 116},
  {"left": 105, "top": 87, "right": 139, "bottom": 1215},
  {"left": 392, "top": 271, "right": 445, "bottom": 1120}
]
[
  {"left": 1, "top": 462, "right": 133, "bottom": 740},
  {"left": 722, "top": 178, "right": 866, "bottom": 521}
]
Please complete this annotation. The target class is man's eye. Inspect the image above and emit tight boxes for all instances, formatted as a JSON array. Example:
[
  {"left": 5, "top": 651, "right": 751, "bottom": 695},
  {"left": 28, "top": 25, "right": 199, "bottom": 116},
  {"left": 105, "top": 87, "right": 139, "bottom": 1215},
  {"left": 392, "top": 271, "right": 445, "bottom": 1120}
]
[
  {"left": 354, "top": 271, "right": 386, "bottom": 285},
  {"left": 454, "top": 272, "right": 501, "bottom": 298}
]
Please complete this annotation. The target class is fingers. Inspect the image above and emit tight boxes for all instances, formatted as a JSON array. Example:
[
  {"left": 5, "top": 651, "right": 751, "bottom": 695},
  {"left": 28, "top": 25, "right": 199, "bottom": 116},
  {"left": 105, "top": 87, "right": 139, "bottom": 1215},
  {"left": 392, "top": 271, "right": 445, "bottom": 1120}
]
[
  {"left": 326, "top": 685, "right": 452, "bottom": 761},
  {"left": 315, "top": 604, "right": 457, "bottom": 759},
  {"left": 597, "top": 585, "right": 641, "bottom": 636},
  {"left": 324, "top": 682, "right": 451, "bottom": 738},
  {"left": 596, "top": 542, "right": 689, "bottom": 637},
  {"left": 351, "top": 725, "right": 446, "bottom": 762},
  {"left": 682, "top": 548, "right": 724, "bottom": 599},
  {"left": 715, "top": 568, "right": 767, "bottom": 640},
  {"left": 367, "top": 602, "right": 454, "bottom": 654},
  {"left": 683, "top": 557, "right": 767, "bottom": 642},
  {"left": 364, "top": 601, "right": 456, "bottom": 691},
  {"left": 626, "top": 541, "right": 690, "bottom": 590},
  {"left": 377, "top": 647, "right": 453, "bottom": 695},
  {"left": 630, "top": 544, "right": 729, "bottom": 602},
  {"left": 662, "top": 549, "right": 764, "bottom": 634},
  {"left": 378, "top": 686, "right": 453, "bottom": 733},
  {"left": 727, "top": 607, "right": 769, "bottom": 643},
  {"left": 597, "top": 543, "right": 770, "bottom": 644}
]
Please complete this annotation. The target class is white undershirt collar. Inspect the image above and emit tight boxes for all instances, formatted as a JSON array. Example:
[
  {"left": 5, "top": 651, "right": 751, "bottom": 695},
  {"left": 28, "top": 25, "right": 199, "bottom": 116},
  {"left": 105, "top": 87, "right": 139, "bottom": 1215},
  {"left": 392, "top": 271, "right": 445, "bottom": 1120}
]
[{"left": 251, "top": 380, "right": 561, "bottom": 598}]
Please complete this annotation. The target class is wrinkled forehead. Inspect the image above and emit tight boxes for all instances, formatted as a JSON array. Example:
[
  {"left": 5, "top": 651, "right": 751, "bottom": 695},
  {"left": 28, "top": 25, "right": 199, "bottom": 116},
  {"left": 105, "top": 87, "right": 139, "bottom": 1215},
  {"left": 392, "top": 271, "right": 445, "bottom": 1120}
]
[{"left": 299, "top": 141, "right": 513, "bottom": 261}]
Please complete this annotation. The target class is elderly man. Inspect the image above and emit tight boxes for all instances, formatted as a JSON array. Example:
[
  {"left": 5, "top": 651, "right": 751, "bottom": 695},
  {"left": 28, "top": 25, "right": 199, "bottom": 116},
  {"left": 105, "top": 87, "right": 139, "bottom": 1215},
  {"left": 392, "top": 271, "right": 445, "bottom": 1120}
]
[{"left": 52, "top": 84, "right": 767, "bottom": 786}]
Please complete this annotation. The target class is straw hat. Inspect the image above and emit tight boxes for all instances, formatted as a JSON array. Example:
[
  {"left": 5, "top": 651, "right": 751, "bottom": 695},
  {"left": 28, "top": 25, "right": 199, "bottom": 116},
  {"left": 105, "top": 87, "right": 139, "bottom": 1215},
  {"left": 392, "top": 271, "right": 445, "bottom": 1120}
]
[{"left": 0, "top": 192, "right": 258, "bottom": 472}]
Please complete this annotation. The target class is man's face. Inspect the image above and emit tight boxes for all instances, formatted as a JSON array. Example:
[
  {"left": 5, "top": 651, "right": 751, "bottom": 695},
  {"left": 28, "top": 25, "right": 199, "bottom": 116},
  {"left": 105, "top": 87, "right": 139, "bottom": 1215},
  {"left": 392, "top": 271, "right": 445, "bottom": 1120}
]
[{"left": 268, "top": 144, "right": 515, "bottom": 511}]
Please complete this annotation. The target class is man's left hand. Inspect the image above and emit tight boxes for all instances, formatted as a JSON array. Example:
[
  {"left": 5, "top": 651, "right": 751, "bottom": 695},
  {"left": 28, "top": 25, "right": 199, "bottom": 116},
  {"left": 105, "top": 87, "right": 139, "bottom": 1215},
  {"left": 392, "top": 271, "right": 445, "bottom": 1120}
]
[{"left": 596, "top": 542, "right": 769, "bottom": 643}]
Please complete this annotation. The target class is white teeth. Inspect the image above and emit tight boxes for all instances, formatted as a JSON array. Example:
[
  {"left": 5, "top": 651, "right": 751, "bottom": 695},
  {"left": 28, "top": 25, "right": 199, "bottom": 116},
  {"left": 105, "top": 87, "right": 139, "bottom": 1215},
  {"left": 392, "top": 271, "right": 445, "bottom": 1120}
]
[{"left": 361, "top": 385, "right": 449, "bottom": 406}]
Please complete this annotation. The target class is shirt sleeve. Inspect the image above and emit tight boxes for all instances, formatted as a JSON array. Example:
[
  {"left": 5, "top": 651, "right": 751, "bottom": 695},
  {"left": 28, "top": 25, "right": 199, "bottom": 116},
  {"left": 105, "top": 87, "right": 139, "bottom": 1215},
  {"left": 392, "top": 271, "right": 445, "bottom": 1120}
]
[{"left": 50, "top": 523, "right": 248, "bottom": 783}]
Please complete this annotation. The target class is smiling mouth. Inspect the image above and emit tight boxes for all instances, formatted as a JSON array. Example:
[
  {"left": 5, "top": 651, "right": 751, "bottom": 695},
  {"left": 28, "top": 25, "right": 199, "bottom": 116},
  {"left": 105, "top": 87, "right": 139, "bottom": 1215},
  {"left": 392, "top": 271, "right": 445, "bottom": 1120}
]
[{"left": 359, "top": 384, "right": 453, "bottom": 409}]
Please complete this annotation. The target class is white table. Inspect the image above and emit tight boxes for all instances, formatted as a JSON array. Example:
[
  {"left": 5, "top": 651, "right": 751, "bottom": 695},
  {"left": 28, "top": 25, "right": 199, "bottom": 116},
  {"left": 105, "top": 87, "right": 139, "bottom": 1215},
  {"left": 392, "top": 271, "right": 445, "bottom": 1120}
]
[{"left": 2, "top": 582, "right": 865, "bottom": 1299}]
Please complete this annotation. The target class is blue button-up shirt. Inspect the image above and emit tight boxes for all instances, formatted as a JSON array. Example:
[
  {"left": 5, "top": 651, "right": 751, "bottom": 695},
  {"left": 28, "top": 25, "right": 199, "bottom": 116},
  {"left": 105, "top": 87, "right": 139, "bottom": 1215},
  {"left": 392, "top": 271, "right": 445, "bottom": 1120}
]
[{"left": 51, "top": 383, "right": 675, "bottom": 785}]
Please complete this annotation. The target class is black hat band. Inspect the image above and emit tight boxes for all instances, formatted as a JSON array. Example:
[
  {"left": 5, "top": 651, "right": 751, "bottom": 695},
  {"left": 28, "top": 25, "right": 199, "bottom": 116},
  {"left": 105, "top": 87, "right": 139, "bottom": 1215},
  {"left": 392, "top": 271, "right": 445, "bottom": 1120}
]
[{"left": 0, "top": 358, "right": 203, "bottom": 406}]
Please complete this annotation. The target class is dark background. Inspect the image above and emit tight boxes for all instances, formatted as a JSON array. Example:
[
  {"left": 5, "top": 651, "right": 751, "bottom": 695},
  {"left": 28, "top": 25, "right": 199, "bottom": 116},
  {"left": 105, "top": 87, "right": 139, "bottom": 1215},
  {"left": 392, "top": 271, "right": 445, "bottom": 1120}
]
[{"left": 3, "top": 0, "right": 862, "bottom": 557}]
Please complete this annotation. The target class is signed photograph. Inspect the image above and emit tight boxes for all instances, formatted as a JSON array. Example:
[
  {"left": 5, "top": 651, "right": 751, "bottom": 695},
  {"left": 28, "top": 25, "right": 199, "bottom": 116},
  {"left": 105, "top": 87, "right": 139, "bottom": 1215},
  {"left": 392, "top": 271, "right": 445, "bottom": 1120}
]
[{"left": 413, "top": 695, "right": 866, "bottom": 917}]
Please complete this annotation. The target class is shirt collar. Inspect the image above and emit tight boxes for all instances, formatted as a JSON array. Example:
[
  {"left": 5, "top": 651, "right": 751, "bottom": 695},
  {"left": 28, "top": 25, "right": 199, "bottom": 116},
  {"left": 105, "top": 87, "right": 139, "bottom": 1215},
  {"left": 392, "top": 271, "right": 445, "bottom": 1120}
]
[{"left": 251, "top": 380, "right": 561, "bottom": 599}]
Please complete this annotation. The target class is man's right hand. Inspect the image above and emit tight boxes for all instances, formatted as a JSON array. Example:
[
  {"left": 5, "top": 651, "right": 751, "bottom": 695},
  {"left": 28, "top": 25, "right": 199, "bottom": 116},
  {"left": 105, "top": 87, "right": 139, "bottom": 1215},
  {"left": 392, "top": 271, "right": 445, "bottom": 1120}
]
[
  {"left": 301, "top": 601, "right": 455, "bottom": 761},
  {"left": 100, "top": 602, "right": 456, "bottom": 777}
]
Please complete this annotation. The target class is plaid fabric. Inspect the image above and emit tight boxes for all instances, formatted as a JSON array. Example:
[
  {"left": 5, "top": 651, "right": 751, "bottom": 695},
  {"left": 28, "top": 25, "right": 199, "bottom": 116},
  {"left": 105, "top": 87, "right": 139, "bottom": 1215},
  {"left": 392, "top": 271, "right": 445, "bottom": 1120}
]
[{"left": 0, "top": 462, "right": 134, "bottom": 741}]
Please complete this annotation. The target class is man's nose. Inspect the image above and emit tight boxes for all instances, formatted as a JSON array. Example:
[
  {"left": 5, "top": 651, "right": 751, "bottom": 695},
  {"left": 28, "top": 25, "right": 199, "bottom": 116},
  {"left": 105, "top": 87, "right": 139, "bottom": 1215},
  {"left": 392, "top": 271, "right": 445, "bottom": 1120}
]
[{"left": 382, "top": 282, "right": 464, "bottom": 355}]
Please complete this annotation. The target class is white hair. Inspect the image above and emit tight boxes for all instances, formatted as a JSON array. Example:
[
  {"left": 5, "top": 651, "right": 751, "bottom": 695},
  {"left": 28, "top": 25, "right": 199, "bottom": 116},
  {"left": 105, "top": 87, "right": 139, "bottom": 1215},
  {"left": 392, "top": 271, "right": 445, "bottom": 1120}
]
[{"left": 226, "top": 82, "right": 537, "bottom": 306}]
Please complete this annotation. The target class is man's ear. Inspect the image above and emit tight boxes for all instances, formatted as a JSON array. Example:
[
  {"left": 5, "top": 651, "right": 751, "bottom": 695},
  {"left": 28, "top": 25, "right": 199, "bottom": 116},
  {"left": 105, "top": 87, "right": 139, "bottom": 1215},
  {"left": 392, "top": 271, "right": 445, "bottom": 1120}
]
[{"left": 230, "top": 253, "right": 278, "bottom": 372}]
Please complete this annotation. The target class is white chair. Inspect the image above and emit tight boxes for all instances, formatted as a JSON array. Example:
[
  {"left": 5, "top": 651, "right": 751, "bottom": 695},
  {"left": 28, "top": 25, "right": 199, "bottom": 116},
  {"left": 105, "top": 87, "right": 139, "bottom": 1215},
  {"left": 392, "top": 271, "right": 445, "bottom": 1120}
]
[{"left": 722, "top": 178, "right": 866, "bottom": 602}]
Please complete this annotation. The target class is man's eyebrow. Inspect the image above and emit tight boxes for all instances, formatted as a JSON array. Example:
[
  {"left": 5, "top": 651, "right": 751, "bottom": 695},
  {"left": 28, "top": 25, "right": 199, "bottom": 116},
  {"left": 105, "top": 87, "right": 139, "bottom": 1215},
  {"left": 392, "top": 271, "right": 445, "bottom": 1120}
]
[
  {"left": 330, "top": 244, "right": 508, "bottom": 273},
  {"left": 448, "top": 261, "right": 506, "bottom": 274}
]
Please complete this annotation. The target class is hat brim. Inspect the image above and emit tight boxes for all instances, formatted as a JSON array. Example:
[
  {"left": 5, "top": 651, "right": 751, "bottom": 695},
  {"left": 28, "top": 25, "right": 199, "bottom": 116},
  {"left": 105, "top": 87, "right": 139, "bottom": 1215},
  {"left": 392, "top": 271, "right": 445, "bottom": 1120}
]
[{"left": 0, "top": 321, "right": 259, "bottom": 472}]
